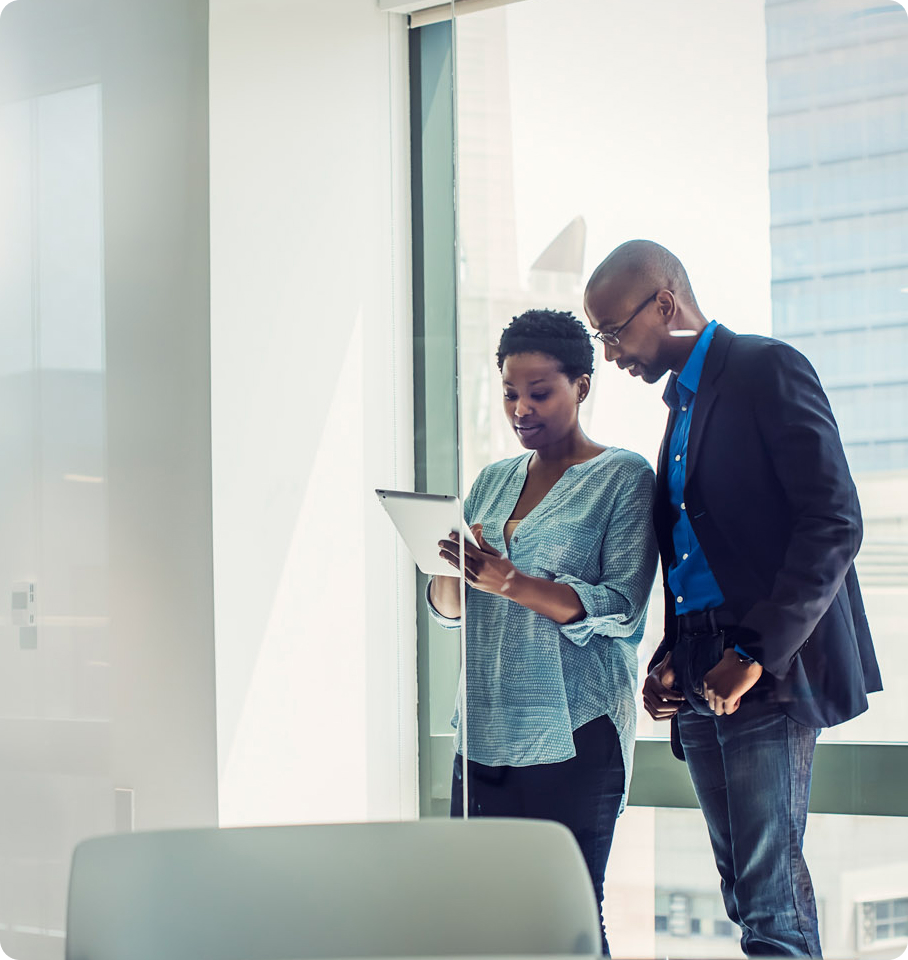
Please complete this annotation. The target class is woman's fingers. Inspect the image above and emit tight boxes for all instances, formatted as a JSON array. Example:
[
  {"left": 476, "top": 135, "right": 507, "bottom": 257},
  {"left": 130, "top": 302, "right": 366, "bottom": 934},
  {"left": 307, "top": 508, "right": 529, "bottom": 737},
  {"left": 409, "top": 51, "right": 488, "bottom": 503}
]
[
  {"left": 439, "top": 542, "right": 483, "bottom": 579},
  {"left": 441, "top": 535, "right": 484, "bottom": 562},
  {"left": 471, "top": 523, "right": 502, "bottom": 558}
]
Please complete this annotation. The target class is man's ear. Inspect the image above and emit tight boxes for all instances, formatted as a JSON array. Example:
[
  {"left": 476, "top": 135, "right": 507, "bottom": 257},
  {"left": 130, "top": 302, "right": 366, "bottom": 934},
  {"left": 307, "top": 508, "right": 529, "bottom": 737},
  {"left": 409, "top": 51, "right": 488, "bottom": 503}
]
[
  {"left": 655, "top": 289, "right": 676, "bottom": 323},
  {"left": 659, "top": 290, "right": 689, "bottom": 334}
]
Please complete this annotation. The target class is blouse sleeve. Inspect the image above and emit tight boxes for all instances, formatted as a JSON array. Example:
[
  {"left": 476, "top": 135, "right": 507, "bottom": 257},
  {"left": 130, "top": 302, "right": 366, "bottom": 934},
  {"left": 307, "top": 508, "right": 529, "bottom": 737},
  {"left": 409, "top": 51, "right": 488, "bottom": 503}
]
[
  {"left": 555, "top": 461, "right": 658, "bottom": 647},
  {"left": 424, "top": 469, "right": 484, "bottom": 629},
  {"left": 425, "top": 579, "right": 462, "bottom": 629}
]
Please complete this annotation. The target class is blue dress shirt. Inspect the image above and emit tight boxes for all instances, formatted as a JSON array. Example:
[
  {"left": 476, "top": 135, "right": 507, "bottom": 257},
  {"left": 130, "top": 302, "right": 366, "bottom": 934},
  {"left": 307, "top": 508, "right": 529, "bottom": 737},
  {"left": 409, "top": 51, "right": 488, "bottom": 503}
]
[{"left": 662, "top": 320, "right": 726, "bottom": 616}]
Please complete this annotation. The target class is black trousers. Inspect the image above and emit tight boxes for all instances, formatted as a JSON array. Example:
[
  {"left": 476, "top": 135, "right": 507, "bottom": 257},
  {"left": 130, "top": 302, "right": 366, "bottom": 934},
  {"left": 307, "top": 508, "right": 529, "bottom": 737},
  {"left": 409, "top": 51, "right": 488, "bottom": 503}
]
[{"left": 450, "top": 714, "right": 625, "bottom": 955}]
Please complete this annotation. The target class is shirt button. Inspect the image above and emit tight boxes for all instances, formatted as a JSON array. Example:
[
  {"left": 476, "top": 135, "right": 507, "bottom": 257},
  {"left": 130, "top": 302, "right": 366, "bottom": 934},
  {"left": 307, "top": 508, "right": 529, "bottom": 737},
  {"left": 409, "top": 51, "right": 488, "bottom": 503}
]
[
  {"left": 674, "top": 454, "right": 681, "bottom": 462},
  {"left": 681, "top": 502, "right": 686, "bottom": 511},
  {"left": 677, "top": 596, "right": 684, "bottom": 604},
  {"left": 681, "top": 405, "right": 688, "bottom": 412},
  {"left": 682, "top": 553, "right": 689, "bottom": 560}
]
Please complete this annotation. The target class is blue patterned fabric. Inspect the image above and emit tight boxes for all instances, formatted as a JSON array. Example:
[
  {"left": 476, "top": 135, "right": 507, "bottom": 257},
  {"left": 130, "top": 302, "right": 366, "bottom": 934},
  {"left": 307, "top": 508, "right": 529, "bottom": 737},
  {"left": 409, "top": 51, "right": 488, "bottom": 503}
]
[{"left": 427, "top": 446, "right": 658, "bottom": 810}]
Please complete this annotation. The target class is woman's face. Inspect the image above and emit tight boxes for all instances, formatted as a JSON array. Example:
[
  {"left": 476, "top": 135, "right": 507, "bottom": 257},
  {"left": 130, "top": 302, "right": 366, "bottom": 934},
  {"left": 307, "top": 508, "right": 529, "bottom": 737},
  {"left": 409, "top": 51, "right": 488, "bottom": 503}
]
[{"left": 501, "top": 352, "right": 588, "bottom": 450}]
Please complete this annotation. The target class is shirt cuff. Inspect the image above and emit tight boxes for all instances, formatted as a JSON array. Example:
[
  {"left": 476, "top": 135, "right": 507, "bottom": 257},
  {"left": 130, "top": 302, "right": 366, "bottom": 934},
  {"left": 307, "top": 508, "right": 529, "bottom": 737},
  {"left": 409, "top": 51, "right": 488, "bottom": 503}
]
[{"left": 554, "top": 575, "right": 646, "bottom": 647}]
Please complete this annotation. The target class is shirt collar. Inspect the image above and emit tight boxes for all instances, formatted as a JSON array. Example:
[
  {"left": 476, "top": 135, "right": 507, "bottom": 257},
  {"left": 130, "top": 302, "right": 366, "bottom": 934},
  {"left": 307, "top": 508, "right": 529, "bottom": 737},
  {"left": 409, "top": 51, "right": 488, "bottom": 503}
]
[
  {"left": 663, "top": 320, "right": 718, "bottom": 408},
  {"left": 678, "top": 320, "right": 719, "bottom": 393}
]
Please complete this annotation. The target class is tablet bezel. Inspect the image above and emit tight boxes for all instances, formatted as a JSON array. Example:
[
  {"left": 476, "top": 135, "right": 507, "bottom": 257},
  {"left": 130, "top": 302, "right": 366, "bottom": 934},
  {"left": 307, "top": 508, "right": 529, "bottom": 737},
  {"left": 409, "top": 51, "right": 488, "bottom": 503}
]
[{"left": 375, "top": 488, "right": 479, "bottom": 577}]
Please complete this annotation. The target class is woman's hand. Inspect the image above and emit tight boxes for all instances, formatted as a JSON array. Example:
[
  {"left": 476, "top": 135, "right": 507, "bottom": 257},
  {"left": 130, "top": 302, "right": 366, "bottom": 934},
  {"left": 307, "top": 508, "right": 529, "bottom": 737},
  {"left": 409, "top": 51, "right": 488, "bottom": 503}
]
[
  {"left": 438, "top": 524, "right": 585, "bottom": 623},
  {"left": 438, "top": 524, "right": 518, "bottom": 597}
]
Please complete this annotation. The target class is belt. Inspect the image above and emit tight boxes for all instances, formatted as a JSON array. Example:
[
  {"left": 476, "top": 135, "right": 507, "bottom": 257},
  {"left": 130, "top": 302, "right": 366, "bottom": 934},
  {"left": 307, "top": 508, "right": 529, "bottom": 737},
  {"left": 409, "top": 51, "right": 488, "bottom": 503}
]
[{"left": 677, "top": 608, "right": 737, "bottom": 635}]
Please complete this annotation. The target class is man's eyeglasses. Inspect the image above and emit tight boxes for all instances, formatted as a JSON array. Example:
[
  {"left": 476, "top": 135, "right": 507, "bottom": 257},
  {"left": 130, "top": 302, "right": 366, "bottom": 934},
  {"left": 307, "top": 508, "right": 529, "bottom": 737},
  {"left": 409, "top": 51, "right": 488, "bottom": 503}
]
[{"left": 592, "top": 291, "right": 659, "bottom": 347}]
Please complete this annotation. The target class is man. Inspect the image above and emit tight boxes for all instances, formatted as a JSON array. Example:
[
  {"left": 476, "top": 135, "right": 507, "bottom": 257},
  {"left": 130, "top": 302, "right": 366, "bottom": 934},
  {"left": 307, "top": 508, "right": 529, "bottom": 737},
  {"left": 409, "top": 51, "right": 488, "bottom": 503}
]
[{"left": 583, "top": 239, "right": 881, "bottom": 957}]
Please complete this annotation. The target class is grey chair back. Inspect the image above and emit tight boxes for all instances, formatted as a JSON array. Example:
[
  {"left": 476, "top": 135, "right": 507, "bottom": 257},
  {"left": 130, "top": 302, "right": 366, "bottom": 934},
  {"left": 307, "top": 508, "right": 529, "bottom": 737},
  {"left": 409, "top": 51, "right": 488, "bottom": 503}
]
[{"left": 64, "top": 818, "right": 602, "bottom": 960}]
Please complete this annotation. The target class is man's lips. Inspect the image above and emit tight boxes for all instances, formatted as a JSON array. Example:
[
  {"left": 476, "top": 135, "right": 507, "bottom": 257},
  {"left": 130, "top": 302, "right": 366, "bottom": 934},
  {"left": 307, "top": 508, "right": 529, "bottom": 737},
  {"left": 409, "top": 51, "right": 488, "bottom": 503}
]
[{"left": 619, "top": 361, "right": 642, "bottom": 377}]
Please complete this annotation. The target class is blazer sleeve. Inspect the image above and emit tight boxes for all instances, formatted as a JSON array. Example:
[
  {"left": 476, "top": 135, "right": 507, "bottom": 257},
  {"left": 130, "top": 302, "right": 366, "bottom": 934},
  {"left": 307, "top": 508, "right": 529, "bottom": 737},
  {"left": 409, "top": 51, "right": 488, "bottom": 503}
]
[{"left": 736, "top": 342, "right": 862, "bottom": 679}]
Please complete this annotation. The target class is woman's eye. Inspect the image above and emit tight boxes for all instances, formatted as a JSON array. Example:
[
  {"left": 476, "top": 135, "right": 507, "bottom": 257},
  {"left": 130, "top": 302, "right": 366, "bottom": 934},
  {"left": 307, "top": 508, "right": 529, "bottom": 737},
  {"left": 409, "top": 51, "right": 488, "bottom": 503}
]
[
  {"left": 504, "top": 393, "right": 517, "bottom": 401},
  {"left": 531, "top": 394, "right": 549, "bottom": 402}
]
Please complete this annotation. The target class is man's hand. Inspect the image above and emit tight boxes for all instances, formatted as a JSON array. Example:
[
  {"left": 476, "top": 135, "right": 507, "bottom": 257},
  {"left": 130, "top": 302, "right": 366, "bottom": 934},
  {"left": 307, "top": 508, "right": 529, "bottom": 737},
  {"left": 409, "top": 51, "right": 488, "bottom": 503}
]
[
  {"left": 702, "top": 648, "right": 764, "bottom": 716},
  {"left": 642, "top": 651, "right": 685, "bottom": 720},
  {"left": 438, "top": 524, "right": 518, "bottom": 596}
]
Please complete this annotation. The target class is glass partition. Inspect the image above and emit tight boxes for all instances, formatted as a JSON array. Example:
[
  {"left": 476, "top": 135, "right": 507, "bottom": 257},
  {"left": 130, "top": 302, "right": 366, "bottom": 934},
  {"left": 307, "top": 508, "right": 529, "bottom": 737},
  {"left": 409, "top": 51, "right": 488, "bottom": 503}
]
[{"left": 0, "top": 2, "right": 215, "bottom": 956}]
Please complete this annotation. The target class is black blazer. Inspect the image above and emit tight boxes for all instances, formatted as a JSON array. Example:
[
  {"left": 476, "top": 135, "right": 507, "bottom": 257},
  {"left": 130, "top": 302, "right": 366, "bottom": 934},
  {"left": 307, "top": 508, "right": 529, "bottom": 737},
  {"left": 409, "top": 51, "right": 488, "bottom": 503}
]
[{"left": 649, "top": 325, "right": 881, "bottom": 732}]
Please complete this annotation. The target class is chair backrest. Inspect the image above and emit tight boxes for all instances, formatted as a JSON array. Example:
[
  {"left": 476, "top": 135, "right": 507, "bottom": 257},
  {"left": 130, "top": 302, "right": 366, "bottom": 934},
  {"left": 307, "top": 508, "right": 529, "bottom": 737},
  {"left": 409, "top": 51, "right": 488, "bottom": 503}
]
[{"left": 64, "top": 818, "right": 601, "bottom": 960}]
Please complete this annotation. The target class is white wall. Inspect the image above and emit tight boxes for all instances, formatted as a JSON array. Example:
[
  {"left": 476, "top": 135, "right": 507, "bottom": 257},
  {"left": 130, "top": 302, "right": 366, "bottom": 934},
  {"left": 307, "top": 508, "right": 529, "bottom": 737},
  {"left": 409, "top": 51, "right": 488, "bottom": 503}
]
[{"left": 209, "top": 0, "right": 418, "bottom": 825}]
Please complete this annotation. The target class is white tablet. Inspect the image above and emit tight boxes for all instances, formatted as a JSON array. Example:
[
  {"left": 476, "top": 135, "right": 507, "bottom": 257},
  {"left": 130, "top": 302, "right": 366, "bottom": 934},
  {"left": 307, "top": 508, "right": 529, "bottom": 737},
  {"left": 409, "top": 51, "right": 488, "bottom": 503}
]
[{"left": 375, "top": 488, "right": 479, "bottom": 577}]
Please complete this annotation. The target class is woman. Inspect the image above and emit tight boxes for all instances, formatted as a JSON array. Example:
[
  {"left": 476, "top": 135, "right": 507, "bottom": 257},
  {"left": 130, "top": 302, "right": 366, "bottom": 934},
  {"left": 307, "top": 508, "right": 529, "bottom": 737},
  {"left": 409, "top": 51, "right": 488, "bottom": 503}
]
[{"left": 428, "top": 309, "right": 657, "bottom": 955}]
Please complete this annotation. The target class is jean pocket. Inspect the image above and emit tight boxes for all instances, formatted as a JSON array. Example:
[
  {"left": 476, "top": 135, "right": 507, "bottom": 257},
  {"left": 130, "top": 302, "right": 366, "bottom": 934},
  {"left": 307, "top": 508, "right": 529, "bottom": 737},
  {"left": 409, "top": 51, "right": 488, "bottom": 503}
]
[
  {"left": 676, "top": 632, "right": 725, "bottom": 705},
  {"left": 691, "top": 631, "right": 726, "bottom": 696}
]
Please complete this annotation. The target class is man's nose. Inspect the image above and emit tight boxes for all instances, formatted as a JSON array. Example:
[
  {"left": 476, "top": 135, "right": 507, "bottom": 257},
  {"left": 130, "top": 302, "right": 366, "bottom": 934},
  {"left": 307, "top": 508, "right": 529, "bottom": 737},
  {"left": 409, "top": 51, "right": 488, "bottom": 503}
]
[{"left": 604, "top": 341, "right": 620, "bottom": 363}]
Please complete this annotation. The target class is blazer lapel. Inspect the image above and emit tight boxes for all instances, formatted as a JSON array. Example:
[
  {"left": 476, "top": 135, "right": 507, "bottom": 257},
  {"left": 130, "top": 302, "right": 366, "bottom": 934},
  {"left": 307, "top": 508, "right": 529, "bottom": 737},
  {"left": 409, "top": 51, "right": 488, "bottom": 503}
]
[
  {"left": 686, "top": 324, "right": 733, "bottom": 482},
  {"left": 657, "top": 393, "right": 676, "bottom": 484},
  {"left": 654, "top": 386, "right": 678, "bottom": 555}
]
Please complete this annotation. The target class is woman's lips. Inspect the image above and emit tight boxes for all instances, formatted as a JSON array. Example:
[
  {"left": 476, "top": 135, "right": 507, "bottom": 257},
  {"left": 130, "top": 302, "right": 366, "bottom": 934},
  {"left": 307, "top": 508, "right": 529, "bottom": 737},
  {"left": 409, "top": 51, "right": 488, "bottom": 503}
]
[{"left": 515, "top": 423, "right": 543, "bottom": 436}]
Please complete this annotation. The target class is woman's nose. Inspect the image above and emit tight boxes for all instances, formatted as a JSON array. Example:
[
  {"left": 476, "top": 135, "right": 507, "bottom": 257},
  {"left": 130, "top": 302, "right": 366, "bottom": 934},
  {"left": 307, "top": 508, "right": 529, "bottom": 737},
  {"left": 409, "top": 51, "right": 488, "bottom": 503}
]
[{"left": 515, "top": 397, "right": 533, "bottom": 417}]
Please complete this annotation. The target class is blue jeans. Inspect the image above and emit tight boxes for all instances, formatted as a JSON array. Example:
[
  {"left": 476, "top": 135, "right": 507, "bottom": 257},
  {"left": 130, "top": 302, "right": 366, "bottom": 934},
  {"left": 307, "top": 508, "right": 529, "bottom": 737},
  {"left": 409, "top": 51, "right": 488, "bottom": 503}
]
[
  {"left": 451, "top": 714, "right": 625, "bottom": 956},
  {"left": 678, "top": 702, "right": 822, "bottom": 957}
]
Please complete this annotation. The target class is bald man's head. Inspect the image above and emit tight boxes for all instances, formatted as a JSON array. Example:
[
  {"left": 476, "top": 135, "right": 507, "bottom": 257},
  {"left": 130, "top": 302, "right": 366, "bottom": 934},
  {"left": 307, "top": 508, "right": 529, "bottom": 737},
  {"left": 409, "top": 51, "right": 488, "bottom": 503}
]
[
  {"left": 583, "top": 240, "right": 706, "bottom": 384},
  {"left": 584, "top": 240, "right": 697, "bottom": 314}
]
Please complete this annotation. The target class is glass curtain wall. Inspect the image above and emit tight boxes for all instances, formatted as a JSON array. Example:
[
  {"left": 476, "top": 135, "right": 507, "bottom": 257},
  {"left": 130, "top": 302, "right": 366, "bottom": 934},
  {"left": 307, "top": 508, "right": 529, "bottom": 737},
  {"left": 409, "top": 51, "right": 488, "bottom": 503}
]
[{"left": 415, "top": 0, "right": 908, "bottom": 955}]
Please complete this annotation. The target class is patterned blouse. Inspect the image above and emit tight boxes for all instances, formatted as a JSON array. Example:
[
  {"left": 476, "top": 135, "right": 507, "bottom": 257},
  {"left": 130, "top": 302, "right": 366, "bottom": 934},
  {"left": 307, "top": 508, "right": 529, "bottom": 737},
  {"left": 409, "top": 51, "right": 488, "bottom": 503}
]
[{"left": 428, "top": 446, "right": 658, "bottom": 809}]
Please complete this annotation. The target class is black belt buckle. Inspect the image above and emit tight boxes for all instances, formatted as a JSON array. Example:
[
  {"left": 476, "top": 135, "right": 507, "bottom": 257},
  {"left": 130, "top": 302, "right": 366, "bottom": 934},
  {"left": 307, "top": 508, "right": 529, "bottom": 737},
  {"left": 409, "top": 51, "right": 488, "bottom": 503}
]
[{"left": 678, "top": 607, "right": 736, "bottom": 636}]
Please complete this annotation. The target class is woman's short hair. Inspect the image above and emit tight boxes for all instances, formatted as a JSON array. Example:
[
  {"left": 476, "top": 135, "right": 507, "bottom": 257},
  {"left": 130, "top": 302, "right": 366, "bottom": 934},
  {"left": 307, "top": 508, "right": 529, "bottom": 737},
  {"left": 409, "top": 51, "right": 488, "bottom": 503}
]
[{"left": 496, "top": 309, "right": 594, "bottom": 381}]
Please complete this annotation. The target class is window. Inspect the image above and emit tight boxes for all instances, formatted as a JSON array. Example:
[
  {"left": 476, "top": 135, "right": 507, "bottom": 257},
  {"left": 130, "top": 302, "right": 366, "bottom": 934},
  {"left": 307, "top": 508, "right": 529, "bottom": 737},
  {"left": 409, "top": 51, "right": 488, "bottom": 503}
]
[
  {"left": 814, "top": 155, "right": 908, "bottom": 218},
  {"left": 769, "top": 112, "right": 814, "bottom": 169},
  {"left": 772, "top": 223, "right": 817, "bottom": 279},
  {"left": 772, "top": 278, "right": 820, "bottom": 336},
  {"left": 651, "top": 884, "right": 743, "bottom": 945},
  {"left": 413, "top": 1, "right": 908, "bottom": 954},
  {"left": 771, "top": 167, "right": 817, "bottom": 222},
  {"left": 858, "top": 897, "right": 908, "bottom": 947}
]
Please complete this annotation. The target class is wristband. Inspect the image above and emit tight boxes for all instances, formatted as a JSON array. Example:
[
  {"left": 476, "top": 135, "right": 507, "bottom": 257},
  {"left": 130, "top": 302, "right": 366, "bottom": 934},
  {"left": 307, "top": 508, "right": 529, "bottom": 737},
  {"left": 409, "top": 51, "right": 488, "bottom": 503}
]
[{"left": 734, "top": 643, "right": 756, "bottom": 665}]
